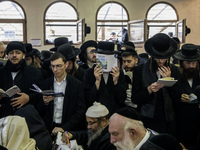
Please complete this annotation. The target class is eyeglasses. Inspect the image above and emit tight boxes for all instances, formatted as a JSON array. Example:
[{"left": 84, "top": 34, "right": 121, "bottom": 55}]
[
  {"left": 86, "top": 120, "right": 99, "bottom": 126},
  {"left": 49, "top": 64, "right": 65, "bottom": 70}
]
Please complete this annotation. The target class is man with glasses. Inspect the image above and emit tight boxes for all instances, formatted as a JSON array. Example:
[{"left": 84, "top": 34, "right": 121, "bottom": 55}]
[
  {"left": 36, "top": 52, "right": 86, "bottom": 137},
  {"left": 62, "top": 102, "right": 116, "bottom": 150}
]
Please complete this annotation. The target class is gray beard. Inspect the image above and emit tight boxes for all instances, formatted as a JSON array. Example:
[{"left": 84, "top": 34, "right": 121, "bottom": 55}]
[{"left": 87, "top": 126, "right": 104, "bottom": 147}]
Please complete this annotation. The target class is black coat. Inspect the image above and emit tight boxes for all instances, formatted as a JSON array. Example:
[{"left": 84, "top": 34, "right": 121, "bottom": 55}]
[
  {"left": 71, "top": 126, "right": 116, "bottom": 150},
  {"left": 0, "top": 62, "right": 43, "bottom": 118},
  {"left": 83, "top": 67, "right": 126, "bottom": 115},
  {"left": 36, "top": 74, "right": 86, "bottom": 132}
]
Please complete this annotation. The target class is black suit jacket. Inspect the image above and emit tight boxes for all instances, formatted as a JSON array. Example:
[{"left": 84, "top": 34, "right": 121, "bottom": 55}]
[{"left": 37, "top": 74, "right": 86, "bottom": 132}]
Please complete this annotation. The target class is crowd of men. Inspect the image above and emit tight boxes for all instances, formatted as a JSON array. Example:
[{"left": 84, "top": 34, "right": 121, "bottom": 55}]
[{"left": 0, "top": 33, "right": 200, "bottom": 150}]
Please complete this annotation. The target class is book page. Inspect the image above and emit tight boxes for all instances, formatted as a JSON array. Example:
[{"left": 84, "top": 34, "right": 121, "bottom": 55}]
[
  {"left": 4, "top": 85, "right": 21, "bottom": 97},
  {"left": 157, "top": 78, "right": 178, "bottom": 87}
]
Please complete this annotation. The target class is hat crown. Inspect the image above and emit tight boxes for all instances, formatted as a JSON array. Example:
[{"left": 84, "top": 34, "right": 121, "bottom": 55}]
[
  {"left": 54, "top": 37, "right": 69, "bottom": 47},
  {"left": 57, "top": 43, "right": 75, "bottom": 60},
  {"left": 152, "top": 33, "right": 170, "bottom": 52},
  {"left": 98, "top": 41, "right": 115, "bottom": 52},
  {"left": 86, "top": 102, "right": 109, "bottom": 118},
  {"left": 181, "top": 44, "right": 197, "bottom": 57}
]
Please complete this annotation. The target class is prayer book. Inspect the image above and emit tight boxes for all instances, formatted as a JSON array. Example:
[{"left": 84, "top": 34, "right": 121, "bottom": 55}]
[
  {"left": 0, "top": 85, "right": 21, "bottom": 97},
  {"left": 30, "top": 84, "right": 64, "bottom": 97},
  {"left": 157, "top": 77, "right": 178, "bottom": 87}
]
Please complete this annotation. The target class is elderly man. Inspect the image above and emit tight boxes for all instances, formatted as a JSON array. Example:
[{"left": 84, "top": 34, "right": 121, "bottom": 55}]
[
  {"left": 62, "top": 102, "right": 116, "bottom": 150},
  {"left": 131, "top": 33, "right": 180, "bottom": 136},
  {"left": 109, "top": 107, "right": 158, "bottom": 150},
  {"left": 0, "top": 41, "right": 42, "bottom": 118},
  {"left": 174, "top": 43, "right": 200, "bottom": 148},
  {"left": 79, "top": 40, "right": 97, "bottom": 70}
]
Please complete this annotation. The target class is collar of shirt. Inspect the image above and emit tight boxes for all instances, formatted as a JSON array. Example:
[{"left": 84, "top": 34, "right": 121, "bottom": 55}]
[{"left": 134, "top": 129, "right": 150, "bottom": 150}]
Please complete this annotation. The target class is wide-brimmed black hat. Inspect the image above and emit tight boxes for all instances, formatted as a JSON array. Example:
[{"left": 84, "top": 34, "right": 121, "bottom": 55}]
[
  {"left": 121, "top": 41, "right": 135, "bottom": 49},
  {"left": 92, "top": 41, "right": 120, "bottom": 54},
  {"left": 57, "top": 43, "right": 80, "bottom": 60},
  {"left": 40, "top": 50, "right": 52, "bottom": 62},
  {"left": 24, "top": 43, "right": 33, "bottom": 57},
  {"left": 174, "top": 44, "right": 200, "bottom": 61},
  {"left": 50, "top": 37, "right": 69, "bottom": 52},
  {"left": 79, "top": 40, "right": 97, "bottom": 63},
  {"left": 145, "top": 33, "right": 177, "bottom": 59}
]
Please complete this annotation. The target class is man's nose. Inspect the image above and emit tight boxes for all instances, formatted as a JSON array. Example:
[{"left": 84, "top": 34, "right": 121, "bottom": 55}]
[{"left": 110, "top": 135, "right": 116, "bottom": 144}]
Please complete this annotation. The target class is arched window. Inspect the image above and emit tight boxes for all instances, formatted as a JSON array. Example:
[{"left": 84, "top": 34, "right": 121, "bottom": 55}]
[
  {"left": 44, "top": 1, "right": 78, "bottom": 44},
  {"left": 146, "top": 2, "right": 178, "bottom": 38},
  {"left": 0, "top": 1, "right": 26, "bottom": 43},
  {"left": 96, "top": 2, "right": 129, "bottom": 42}
]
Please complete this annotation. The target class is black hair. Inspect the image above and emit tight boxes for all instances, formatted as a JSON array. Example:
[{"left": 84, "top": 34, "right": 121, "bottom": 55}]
[
  {"left": 50, "top": 52, "right": 67, "bottom": 63},
  {"left": 121, "top": 51, "right": 138, "bottom": 58}
]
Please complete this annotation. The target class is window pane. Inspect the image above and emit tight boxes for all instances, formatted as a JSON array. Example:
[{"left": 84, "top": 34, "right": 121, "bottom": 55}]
[
  {"left": 0, "top": 23, "right": 23, "bottom": 41},
  {"left": 45, "top": 22, "right": 77, "bottom": 43},
  {"left": 97, "top": 3, "right": 128, "bottom": 20},
  {"left": 0, "top": 1, "right": 24, "bottom": 19},
  {"left": 46, "top": 2, "right": 77, "bottom": 20},
  {"left": 148, "top": 22, "right": 176, "bottom": 38},
  {"left": 147, "top": 3, "right": 177, "bottom": 20},
  {"left": 97, "top": 22, "right": 127, "bottom": 41}
]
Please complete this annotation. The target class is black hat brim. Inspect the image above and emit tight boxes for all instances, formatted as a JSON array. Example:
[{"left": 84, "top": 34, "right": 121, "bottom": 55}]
[{"left": 174, "top": 51, "right": 200, "bottom": 61}]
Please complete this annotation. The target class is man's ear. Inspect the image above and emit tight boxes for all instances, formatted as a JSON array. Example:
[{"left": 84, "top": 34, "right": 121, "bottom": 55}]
[
  {"left": 129, "top": 128, "right": 137, "bottom": 140},
  {"left": 65, "top": 61, "right": 69, "bottom": 68}
]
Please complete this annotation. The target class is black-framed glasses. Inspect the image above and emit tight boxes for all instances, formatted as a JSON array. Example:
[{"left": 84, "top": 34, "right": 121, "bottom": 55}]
[
  {"left": 49, "top": 64, "right": 65, "bottom": 70},
  {"left": 86, "top": 120, "right": 99, "bottom": 126}
]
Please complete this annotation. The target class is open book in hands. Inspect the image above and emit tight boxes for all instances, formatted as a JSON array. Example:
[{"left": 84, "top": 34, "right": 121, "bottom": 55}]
[
  {"left": 0, "top": 85, "right": 21, "bottom": 97},
  {"left": 157, "top": 77, "right": 178, "bottom": 87},
  {"left": 30, "top": 84, "right": 64, "bottom": 97}
]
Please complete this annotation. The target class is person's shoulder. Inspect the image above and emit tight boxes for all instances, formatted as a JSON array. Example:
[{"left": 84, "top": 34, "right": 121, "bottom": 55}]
[{"left": 67, "top": 74, "right": 82, "bottom": 85}]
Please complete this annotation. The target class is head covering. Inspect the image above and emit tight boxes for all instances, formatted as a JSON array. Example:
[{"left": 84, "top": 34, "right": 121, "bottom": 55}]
[
  {"left": 174, "top": 44, "right": 200, "bottom": 61},
  {"left": 121, "top": 41, "right": 135, "bottom": 50},
  {"left": 144, "top": 33, "right": 177, "bottom": 59},
  {"left": 40, "top": 50, "right": 52, "bottom": 62},
  {"left": 32, "top": 48, "right": 41, "bottom": 58},
  {"left": 24, "top": 43, "right": 33, "bottom": 57},
  {"left": 50, "top": 37, "right": 69, "bottom": 52},
  {"left": 79, "top": 40, "right": 97, "bottom": 63},
  {"left": 86, "top": 102, "right": 109, "bottom": 118},
  {"left": 143, "top": 134, "right": 182, "bottom": 150},
  {"left": 116, "top": 106, "right": 141, "bottom": 121},
  {"left": 57, "top": 43, "right": 80, "bottom": 60},
  {"left": 92, "top": 41, "right": 120, "bottom": 54},
  {"left": 6, "top": 41, "right": 26, "bottom": 54}
]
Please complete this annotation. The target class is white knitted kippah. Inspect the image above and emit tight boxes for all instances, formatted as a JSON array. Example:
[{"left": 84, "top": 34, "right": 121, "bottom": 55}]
[{"left": 86, "top": 102, "right": 109, "bottom": 118}]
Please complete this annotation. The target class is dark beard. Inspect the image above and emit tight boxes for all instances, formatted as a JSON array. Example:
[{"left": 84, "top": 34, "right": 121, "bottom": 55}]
[
  {"left": 151, "top": 58, "right": 169, "bottom": 72},
  {"left": 181, "top": 68, "right": 200, "bottom": 80},
  {"left": 87, "top": 126, "right": 104, "bottom": 147}
]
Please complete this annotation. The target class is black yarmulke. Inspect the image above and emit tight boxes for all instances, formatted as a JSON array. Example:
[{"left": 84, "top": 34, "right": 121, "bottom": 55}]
[
  {"left": 116, "top": 106, "right": 141, "bottom": 121},
  {"left": 6, "top": 41, "right": 26, "bottom": 54}
]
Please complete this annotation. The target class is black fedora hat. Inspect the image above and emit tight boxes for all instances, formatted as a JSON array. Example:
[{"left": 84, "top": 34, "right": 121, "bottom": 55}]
[
  {"left": 145, "top": 33, "right": 177, "bottom": 59},
  {"left": 50, "top": 37, "right": 69, "bottom": 52},
  {"left": 174, "top": 44, "right": 200, "bottom": 61},
  {"left": 57, "top": 43, "right": 80, "bottom": 60},
  {"left": 79, "top": 40, "right": 97, "bottom": 63},
  {"left": 40, "top": 50, "right": 52, "bottom": 62},
  {"left": 24, "top": 43, "right": 33, "bottom": 57},
  {"left": 92, "top": 41, "right": 120, "bottom": 54}
]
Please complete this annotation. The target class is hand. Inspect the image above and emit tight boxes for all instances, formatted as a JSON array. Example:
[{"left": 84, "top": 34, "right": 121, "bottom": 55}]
[
  {"left": 180, "top": 143, "right": 188, "bottom": 150},
  {"left": 52, "top": 127, "right": 64, "bottom": 136},
  {"left": 181, "top": 94, "right": 190, "bottom": 103},
  {"left": 43, "top": 95, "right": 55, "bottom": 105},
  {"left": 110, "top": 66, "right": 120, "bottom": 85},
  {"left": 158, "top": 66, "right": 171, "bottom": 78},
  {"left": 94, "top": 65, "right": 103, "bottom": 82},
  {"left": 62, "top": 131, "right": 73, "bottom": 143},
  {"left": 11, "top": 93, "right": 30, "bottom": 109},
  {"left": 148, "top": 82, "right": 164, "bottom": 94}
]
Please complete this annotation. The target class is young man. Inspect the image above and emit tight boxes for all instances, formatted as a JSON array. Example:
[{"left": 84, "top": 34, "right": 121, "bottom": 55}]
[
  {"left": 0, "top": 41, "right": 42, "bottom": 118},
  {"left": 36, "top": 52, "right": 86, "bottom": 135},
  {"left": 79, "top": 40, "right": 97, "bottom": 69},
  {"left": 62, "top": 102, "right": 116, "bottom": 150}
]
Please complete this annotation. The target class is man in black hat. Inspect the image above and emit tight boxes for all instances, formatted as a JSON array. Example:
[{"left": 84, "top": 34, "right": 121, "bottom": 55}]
[
  {"left": 57, "top": 43, "right": 85, "bottom": 81},
  {"left": 83, "top": 41, "right": 126, "bottom": 114},
  {"left": 131, "top": 33, "right": 180, "bottom": 136},
  {"left": 50, "top": 37, "right": 69, "bottom": 52},
  {"left": 35, "top": 52, "right": 86, "bottom": 136},
  {"left": 173, "top": 43, "right": 200, "bottom": 148},
  {"left": 0, "top": 41, "right": 42, "bottom": 118},
  {"left": 79, "top": 40, "right": 97, "bottom": 70},
  {"left": 109, "top": 107, "right": 158, "bottom": 150}
]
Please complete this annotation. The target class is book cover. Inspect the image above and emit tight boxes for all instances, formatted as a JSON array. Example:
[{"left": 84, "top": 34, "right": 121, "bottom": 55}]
[{"left": 157, "top": 77, "right": 178, "bottom": 87}]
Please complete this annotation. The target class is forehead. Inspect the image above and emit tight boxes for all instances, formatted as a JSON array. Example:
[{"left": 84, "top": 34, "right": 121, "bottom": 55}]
[
  {"left": 122, "top": 55, "right": 136, "bottom": 60},
  {"left": 0, "top": 45, "right": 5, "bottom": 51},
  {"left": 86, "top": 116, "right": 98, "bottom": 122},
  {"left": 8, "top": 50, "right": 23, "bottom": 54},
  {"left": 51, "top": 58, "right": 64, "bottom": 65},
  {"left": 87, "top": 46, "right": 96, "bottom": 52},
  {"left": 109, "top": 114, "right": 124, "bottom": 132}
]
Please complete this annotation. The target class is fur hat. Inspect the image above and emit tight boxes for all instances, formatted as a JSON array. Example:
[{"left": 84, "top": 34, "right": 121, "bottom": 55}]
[
  {"left": 6, "top": 41, "right": 26, "bottom": 54},
  {"left": 86, "top": 102, "right": 109, "bottom": 118},
  {"left": 145, "top": 33, "right": 177, "bottom": 59}
]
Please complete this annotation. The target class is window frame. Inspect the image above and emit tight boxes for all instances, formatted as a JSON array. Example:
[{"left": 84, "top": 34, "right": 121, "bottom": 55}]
[
  {"left": 43, "top": 1, "right": 78, "bottom": 45},
  {"left": 95, "top": 1, "right": 130, "bottom": 41},
  {"left": 0, "top": 0, "right": 27, "bottom": 44}
]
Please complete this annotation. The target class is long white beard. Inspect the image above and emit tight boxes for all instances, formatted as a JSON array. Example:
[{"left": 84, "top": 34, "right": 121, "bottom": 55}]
[{"left": 87, "top": 126, "right": 104, "bottom": 146}]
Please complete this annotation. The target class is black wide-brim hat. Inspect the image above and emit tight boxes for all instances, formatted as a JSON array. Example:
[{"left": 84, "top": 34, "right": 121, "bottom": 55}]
[
  {"left": 145, "top": 33, "right": 177, "bottom": 59},
  {"left": 57, "top": 43, "right": 80, "bottom": 60},
  {"left": 174, "top": 44, "right": 200, "bottom": 61},
  {"left": 79, "top": 40, "right": 97, "bottom": 63},
  {"left": 50, "top": 37, "right": 69, "bottom": 52},
  {"left": 92, "top": 41, "right": 121, "bottom": 54}
]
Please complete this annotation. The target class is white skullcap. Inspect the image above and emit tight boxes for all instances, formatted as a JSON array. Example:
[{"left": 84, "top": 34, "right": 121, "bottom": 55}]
[{"left": 86, "top": 102, "right": 109, "bottom": 118}]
